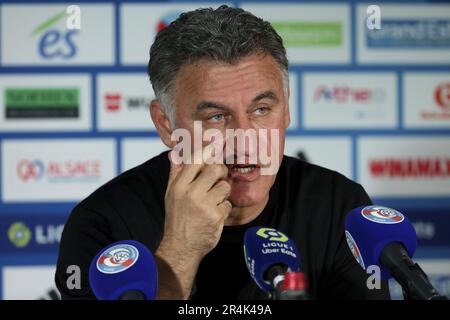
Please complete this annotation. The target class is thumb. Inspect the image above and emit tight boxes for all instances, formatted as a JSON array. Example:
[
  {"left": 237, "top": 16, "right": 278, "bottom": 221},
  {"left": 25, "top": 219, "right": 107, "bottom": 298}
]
[{"left": 168, "top": 150, "right": 183, "bottom": 184}]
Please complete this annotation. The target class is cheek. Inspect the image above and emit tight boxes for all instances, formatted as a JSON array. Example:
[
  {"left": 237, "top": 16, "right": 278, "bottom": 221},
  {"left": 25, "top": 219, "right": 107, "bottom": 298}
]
[{"left": 262, "top": 126, "right": 285, "bottom": 159}]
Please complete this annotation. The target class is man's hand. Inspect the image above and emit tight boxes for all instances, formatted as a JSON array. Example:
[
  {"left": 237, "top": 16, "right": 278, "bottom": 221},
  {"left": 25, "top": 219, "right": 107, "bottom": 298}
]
[{"left": 155, "top": 150, "right": 232, "bottom": 299}]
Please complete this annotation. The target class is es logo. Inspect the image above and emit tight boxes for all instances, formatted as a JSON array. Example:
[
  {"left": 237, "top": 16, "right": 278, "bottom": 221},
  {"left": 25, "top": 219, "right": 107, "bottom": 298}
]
[
  {"left": 256, "top": 228, "right": 289, "bottom": 242},
  {"left": 32, "top": 5, "right": 81, "bottom": 59}
]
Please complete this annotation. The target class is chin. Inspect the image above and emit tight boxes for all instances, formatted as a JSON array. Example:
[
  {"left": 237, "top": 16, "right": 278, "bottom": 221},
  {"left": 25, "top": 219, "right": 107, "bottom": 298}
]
[{"left": 228, "top": 179, "right": 270, "bottom": 208}]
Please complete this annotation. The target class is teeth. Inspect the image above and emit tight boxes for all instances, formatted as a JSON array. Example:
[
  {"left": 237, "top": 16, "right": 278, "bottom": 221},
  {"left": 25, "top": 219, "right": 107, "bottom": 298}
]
[{"left": 235, "top": 166, "right": 256, "bottom": 174}]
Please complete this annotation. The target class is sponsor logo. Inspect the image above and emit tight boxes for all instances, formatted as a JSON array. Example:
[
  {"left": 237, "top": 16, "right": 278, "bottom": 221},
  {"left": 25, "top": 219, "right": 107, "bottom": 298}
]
[
  {"left": 366, "top": 19, "right": 450, "bottom": 48},
  {"left": 156, "top": 11, "right": 182, "bottom": 33},
  {"left": 271, "top": 21, "right": 342, "bottom": 47},
  {"left": 345, "top": 230, "right": 365, "bottom": 269},
  {"left": 313, "top": 85, "right": 385, "bottom": 104},
  {"left": 105, "top": 93, "right": 121, "bottom": 112},
  {"left": 419, "top": 82, "right": 450, "bottom": 120},
  {"left": 2, "top": 139, "right": 115, "bottom": 202},
  {"left": 16, "top": 159, "right": 101, "bottom": 183},
  {"left": 256, "top": 228, "right": 289, "bottom": 242},
  {"left": 32, "top": 11, "right": 79, "bottom": 59},
  {"left": 435, "top": 83, "right": 450, "bottom": 110},
  {"left": 361, "top": 205, "right": 405, "bottom": 224},
  {"left": 1, "top": 215, "right": 66, "bottom": 252},
  {"left": 97, "top": 244, "right": 139, "bottom": 274},
  {"left": 5, "top": 88, "right": 79, "bottom": 119},
  {"left": 303, "top": 73, "right": 396, "bottom": 128},
  {"left": 104, "top": 92, "right": 152, "bottom": 113},
  {"left": 8, "top": 222, "right": 32, "bottom": 248},
  {"left": 369, "top": 157, "right": 450, "bottom": 178},
  {"left": 8, "top": 222, "right": 64, "bottom": 248}
]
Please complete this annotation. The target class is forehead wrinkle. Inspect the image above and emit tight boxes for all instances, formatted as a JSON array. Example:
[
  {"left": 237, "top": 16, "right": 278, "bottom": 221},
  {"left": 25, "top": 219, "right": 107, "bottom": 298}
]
[{"left": 173, "top": 54, "right": 286, "bottom": 113}]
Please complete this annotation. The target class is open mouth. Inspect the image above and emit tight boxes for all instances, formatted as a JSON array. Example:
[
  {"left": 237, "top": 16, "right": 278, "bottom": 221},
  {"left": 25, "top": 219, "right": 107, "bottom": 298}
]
[
  {"left": 227, "top": 164, "right": 261, "bottom": 182},
  {"left": 231, "top": 164, "right": 257, "bottom": 174}
]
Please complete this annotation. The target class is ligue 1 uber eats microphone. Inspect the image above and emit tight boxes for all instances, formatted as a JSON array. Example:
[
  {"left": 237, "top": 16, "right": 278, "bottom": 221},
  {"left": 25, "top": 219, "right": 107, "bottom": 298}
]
[
  {"left": 89, "top": 240, "right": 158, "bottom": 300},
  {"left": 345, "top": 205, "right": 448, "bottom": 300},
  {"left": 244, "top": 226, "right": 309, "bottom": 300}
]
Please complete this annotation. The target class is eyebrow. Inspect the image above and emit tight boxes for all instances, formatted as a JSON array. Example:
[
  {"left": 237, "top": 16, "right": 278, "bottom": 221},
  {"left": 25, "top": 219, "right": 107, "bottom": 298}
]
[
  {"left": 252, "top": 90, "right": 279, "bottom": 104},
  {"left": 195, "top": 90, "right": 280, "bottom": 113},
  {"left": 196, "top": 101, "right": 228, "bottom": 112}
]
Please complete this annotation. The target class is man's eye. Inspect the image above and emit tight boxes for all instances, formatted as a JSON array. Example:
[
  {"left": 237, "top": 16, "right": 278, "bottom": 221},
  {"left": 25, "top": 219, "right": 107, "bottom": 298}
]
[
  {"left": 208, "top": 114, "right": 225, "bottom": 122},
  {"left": 254, "top": 107, "right": 269, "bottom": 115}
]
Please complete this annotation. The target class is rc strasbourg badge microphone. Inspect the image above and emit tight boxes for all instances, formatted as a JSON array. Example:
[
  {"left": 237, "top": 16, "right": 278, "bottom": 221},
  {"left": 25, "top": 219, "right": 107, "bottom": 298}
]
[
  {"left": 89, "top": 240, "right": 158, "bottom": 300},
  {"left": 345, "top": 205, "right": 448, "bottom": 300}
]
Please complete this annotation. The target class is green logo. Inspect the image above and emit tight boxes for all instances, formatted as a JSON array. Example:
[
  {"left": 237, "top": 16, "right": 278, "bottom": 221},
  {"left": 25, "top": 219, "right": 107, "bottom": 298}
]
[
  {"left": 271, "top": 22, "right": 342, "bottom": 47},
  {"left": 256, "top": 228, "right": 289, "bottom": 242},
  {"left": 5, "top": 88, "right": 80, "bottom": 119},
  {"left": 32, "top": 11, "right": 66, "bottom": 37},
  {"left": 8, "top": 222, "right": 32, "bottom": 248}
]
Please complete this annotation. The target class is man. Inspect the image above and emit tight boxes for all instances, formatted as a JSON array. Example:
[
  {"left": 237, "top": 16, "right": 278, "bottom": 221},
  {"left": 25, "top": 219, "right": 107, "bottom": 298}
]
[{"left": 55, "top": 5, "right": 389, "bottom": 299}]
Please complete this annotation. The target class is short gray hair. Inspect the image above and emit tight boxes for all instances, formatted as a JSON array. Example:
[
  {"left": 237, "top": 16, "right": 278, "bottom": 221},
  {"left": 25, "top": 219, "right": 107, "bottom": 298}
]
[{"left": 147, "top": 5, "right": 289, "bottom": 126}]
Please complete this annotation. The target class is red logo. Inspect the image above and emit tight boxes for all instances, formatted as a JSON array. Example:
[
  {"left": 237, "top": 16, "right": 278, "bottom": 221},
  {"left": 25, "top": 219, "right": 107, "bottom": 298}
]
[
  {"left": 17, "top": 159, "right": 44, "bottom": 182},
  {"left": 435, "top": 83, "right": 450, "bottom": 110},
  {"left": 16, "top": 159, "right": 101, "bottom": 182},
  {"left": 105, "top": 93, "right": 122, "bottom": 112},
  {"left": 369, "top": 158, "right": 450, "bottom": 178},
  {"left": 361, "top": 206, "right": 404, "bottom": 224},
  {"left": 313, "top": 85, "right": 384, "bottom": 103}
]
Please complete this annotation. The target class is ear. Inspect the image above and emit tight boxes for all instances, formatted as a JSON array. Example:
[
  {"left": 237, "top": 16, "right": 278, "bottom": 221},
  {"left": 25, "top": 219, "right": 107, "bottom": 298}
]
[
  {"left": 150, "top": 99, "right": 176, "bottom": 148},
  {"left": 284, "top": 87, "right": 291, "bottom": 129}
]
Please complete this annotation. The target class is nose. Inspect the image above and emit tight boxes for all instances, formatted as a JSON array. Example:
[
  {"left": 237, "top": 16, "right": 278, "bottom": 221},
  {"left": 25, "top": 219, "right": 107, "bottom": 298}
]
[
  {"left": 228, "top": 112, "right": 254, "bottom": 132},
  {"left": 224, "top": 113, "right": 258, "bottom": 163}
]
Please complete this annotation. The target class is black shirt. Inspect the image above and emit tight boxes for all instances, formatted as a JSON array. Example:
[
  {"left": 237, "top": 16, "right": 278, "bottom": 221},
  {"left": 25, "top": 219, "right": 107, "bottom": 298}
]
[{"left": 55, "top": 152, "right": 390, "bottom": 300}]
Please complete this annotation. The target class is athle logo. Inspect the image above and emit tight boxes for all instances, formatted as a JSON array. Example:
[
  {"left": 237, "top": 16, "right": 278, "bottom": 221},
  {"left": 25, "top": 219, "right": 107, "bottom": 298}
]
[
  {"left": 96, "top": 244, "right": 139, "bottom": 274},
  {"left": 361, "top": 205, "right": 405, "bottom": 224},
  {"left": 256, "top": 228, "right": 289, "bottom": 242}
]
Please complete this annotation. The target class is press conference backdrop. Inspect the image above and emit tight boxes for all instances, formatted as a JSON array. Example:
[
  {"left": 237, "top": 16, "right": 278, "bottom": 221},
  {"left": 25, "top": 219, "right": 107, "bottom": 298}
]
[{"left": 1, "top": 0, "right": 450, "bottom": 300}]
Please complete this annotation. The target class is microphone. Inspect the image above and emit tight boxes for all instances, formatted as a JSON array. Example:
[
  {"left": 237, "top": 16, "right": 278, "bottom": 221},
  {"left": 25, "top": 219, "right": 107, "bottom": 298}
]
[
  {"left": 345, "top": 205, "right": 447, "bottom": 300},
  {"left": 243, "top": 226, "right": 308, "bottom": 300},
  {"left": 89, "top": 240, "right": 158, "bottom": 300}
]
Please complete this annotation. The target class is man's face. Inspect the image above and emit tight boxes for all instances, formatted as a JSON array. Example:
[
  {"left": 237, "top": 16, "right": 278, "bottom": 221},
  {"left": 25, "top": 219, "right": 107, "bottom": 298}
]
[{"left": 170, "top": 53, "right": 290, "bottom": 208}]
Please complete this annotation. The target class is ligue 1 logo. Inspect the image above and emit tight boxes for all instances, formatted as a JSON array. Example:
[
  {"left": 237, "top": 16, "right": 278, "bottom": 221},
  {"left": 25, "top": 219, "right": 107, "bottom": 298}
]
[
  {"left": 361, "top": 205, "right": 405, "bottom": 224},
  {"left": 96, "top": 244, "right": 139, "bottom": 274},
  {"left": 256, "top": 227, "right": 289, "bottom": 242},
  {"left": 345, "top": 231, "right": 365, "bottom": 269}
]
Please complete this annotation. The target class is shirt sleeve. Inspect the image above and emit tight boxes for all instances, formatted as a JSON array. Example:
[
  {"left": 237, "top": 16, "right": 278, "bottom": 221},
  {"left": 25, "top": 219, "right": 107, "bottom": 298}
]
[
  {"left": 324, "top": 182, "right": 391, "bottom": 300},
  {"left": 54, "top": 203, "right": 131, "bottom": 300}
]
